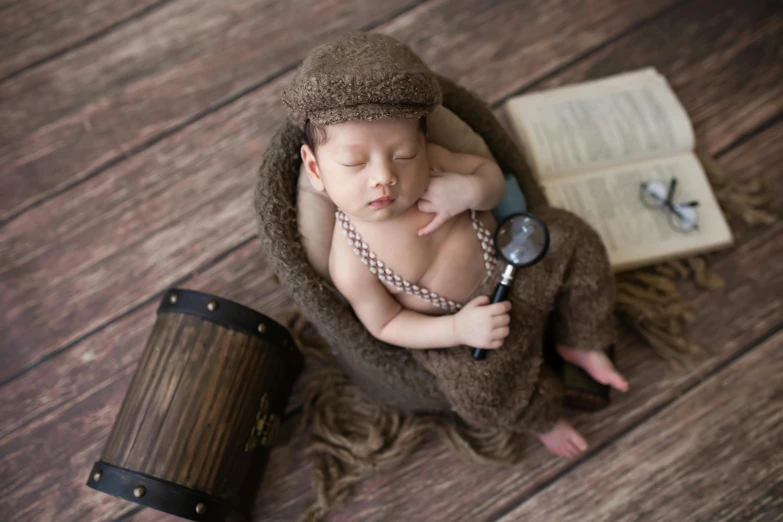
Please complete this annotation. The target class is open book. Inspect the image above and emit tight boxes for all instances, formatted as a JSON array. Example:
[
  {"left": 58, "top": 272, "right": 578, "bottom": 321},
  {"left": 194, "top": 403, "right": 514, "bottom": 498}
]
[{"left": 504, "top": 68, "right": 733, "bottom": 272}]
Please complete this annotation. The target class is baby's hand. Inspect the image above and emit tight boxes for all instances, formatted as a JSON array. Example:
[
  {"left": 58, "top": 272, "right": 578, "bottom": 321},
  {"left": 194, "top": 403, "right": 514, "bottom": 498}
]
[
  {"left": 417, "top": 168, "right": 477, "bottom": 236},
  {"left": 452, "top": 295, "right": 511, "bottom": 349}
]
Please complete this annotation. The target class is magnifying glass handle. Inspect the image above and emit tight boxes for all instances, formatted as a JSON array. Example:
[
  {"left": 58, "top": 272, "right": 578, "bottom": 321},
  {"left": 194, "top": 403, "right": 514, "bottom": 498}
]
[{"left": 471, "top": 282, "right": 510, "bottom": 360}]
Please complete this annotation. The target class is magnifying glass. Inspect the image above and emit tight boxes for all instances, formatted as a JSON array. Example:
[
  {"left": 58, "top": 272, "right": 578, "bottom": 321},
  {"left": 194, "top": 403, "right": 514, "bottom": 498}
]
[{"left": 472, "top": 212, "right": 550, "bottom": 360}]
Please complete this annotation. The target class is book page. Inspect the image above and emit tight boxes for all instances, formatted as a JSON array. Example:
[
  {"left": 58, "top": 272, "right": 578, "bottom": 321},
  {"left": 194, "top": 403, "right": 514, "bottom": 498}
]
[
  {"left": 542, "top": 153, "right": 733, "bottom": 272},
  {"left": 505, "top": 68, "right": 695, "bottom": 179}
]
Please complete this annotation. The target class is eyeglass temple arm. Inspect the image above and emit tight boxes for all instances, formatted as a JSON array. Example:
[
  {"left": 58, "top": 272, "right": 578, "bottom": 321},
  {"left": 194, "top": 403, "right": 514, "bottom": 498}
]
[{"left": 666, "top": 178, "right": 678, "bottom": 205}]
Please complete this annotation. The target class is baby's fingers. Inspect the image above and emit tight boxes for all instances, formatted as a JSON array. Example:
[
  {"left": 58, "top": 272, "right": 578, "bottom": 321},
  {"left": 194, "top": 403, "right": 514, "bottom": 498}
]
[
  {"left": 417, "top": 199, "right": 434, "bottom": 212},
  {"left": 492, "top": 326, "right": 510, "bottom": 340},
  {"left": 467, "top": 295, "right": 491, "bottom": 307},
  {"left": 485, "top": 339, "right": 503, "bottom": 350},
  {"left": 492, "top": 314, "right": 510, "bottom": 327},
  {"left": 490, "top": 300, "right": 512, "bottom": 315},
  {"left": 418, "top": 213, "right": 448, "bottom": 236}
]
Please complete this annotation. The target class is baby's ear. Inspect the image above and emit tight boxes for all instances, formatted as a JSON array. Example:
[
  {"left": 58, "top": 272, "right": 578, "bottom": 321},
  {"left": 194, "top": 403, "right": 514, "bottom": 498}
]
[{"left": 301, "top": 144, "right": 325, "bottom": 192}]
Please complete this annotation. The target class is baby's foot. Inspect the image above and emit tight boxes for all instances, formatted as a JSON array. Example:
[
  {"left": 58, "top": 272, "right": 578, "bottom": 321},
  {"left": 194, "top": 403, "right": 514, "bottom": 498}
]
[
  {"left": 556, "top": 344, "right": 630, "bottom": 392},
  {"left": 536, "top": 418, "right": 587, "bottom": 459}
]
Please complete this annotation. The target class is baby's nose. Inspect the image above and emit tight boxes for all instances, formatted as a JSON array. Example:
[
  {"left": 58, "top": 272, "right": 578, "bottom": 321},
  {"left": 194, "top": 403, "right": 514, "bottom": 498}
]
[
  {"left": 373, "top": 177, "right": 397, "bottom": 187},
  {"left": 371, "top": 168, "right": 397, "bottom": 187}
]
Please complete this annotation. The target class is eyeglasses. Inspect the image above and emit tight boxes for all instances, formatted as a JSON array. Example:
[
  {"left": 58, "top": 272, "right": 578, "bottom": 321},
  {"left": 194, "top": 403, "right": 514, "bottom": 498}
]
[{"left": 639, "top": 178, "right": 700, "bottom": 233}]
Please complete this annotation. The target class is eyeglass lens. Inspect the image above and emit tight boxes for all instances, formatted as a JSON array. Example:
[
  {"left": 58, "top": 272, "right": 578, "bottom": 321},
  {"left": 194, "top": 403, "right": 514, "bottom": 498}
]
[
  {"left": 640, "top": 180, "right": 668, "bottom": 208},
  {"left": 640, "top": 178, "right": 698, "bottom": 232},
  {"left": 670, "top": 204, "right": 698, "bottom": 231}
]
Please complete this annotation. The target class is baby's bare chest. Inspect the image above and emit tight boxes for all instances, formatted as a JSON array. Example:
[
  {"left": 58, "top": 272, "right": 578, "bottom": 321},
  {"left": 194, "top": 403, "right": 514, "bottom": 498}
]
[{"left": 342, "top": 211, "right": 497, "bottom": 313}]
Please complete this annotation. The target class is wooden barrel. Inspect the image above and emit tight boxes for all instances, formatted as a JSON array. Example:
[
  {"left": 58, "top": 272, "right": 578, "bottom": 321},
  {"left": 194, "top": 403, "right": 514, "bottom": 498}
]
[{"left": 86, "top": 288, "right": 304, "bottom": 522}]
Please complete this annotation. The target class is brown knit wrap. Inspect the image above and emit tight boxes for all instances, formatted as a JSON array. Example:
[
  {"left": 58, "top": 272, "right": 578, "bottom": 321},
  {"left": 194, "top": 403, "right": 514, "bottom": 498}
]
[
  {"left": 256, "top": 70, "right": 616, "bottom": 426},
  {"left": 281, "top": 33, "right": 442, "bottom": 127}
]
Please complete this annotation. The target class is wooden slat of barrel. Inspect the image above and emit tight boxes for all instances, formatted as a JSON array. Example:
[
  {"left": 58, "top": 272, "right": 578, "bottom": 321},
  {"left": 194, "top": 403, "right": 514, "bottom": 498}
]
[
  {"left": 100, "top": 312, "right": 284, "bottom": 499},
  {"left": 101, "top": 314, "right": 187, "bottom": 467},
  {"left": 175, "top": 329, "right": 264, "bottom": 497}
]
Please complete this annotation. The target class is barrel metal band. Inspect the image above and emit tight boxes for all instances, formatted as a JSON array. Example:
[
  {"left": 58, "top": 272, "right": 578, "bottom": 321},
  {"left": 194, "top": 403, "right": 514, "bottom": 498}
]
[
  {"left": 86, "top": 461, "right": 245, "bottom": 522},
  {"left": 157, "top": 288, "right": 304, "bottom": 374}
]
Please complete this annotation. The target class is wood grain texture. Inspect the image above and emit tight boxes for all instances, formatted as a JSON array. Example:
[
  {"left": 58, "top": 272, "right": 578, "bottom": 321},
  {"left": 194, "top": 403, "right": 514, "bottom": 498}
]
[
  {"left": 100, "top": 313, "right": 286, "bottom": 499},
  {"left": 0, "top": 73, "right": 290, "bottom": 385},
  {"left": 525, "top": 0, "right": 783, "bottom": 153},
  {"left": 1, "top": 2, "right": 781, "bottom": 522},
  {"left": 0, "top": 246, "right": 298, "bottom": 522},
  {"left": 0, "top": 0, "right": 680, "bottom": 223},
  {"left": 0, "top": 0, "right": 743, "bottom": 389},
  {"left": 114, "top": 120, "right": 783, "bottom": 522},
  {"left": 498, "top": 330, "right": 783, "bottom": 522},
  {"left": 0, "top": 0, "right": 420, "bottom": 222},
  {"left": 0, "top": 0, "right": 166, "bottom": 80},
  {"left": 0, "top": 0, "right": 684, "bottom": 224},
  {"left": 377, "top": 0, "right": 683, "bottom": 109}
]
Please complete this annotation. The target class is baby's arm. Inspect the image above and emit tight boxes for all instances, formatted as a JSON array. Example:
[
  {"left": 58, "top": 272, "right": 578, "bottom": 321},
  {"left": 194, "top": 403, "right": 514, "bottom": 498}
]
[
  {"left": 427, "top": 143, "right": 505, "bottom": 211},
  {"left": 329, "top": 233, "right": 511, "bottom": 350},
  {"left": 329, "top": 241, "right": 457, "bottom": 349},
  {"left": 418, "top": 143, "right": 506, "bottom": 236}
]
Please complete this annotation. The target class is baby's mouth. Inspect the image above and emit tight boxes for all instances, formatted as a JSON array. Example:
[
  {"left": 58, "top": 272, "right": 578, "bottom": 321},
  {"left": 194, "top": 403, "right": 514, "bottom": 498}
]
[{"left": 369, "top": 196, "right": 395, "bottom": 208}]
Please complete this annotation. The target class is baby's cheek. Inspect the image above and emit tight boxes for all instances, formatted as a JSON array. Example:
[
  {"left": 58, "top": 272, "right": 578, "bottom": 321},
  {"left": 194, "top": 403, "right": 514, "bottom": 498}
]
[
  {"left": 410, "top": 164, "right": 431, "bottom": 188},
  {"left": 406, "top": 177, "right": 427, "bottom": 202}
]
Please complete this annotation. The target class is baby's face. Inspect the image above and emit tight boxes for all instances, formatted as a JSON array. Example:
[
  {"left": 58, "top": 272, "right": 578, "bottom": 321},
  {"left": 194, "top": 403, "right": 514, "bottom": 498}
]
[{"left": 309, "top": 118, "right": 429, "bottom": 222}]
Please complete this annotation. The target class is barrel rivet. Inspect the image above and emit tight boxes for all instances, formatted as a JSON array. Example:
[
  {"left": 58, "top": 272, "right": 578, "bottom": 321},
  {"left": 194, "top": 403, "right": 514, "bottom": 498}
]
[
  {"left": 92, "top": 471, "right": 102, "bottom": 482},
  {"left": 169, "top": 292, "right": 178, "bottom": 304},
  {"left": 133, "top": 486, "right": 146, "bottom": 498},
  {"left": 257, "top": 323, "right": 267, "bottom": 334},
  {"left": 195, "top": 503, "right": 207, "bottom": 515},
  {"left": 207, "top": 300, "right": 218, "bottom": 311}
]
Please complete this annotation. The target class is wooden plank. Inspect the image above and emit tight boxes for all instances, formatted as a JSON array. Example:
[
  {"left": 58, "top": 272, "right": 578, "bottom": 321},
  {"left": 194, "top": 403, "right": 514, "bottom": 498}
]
[
  {"left": 0, "top": 245, "right": 302, "bottom": 522},
  {"left": 96, "top": 120, "right": 783, "bottom": 522},
  {"left": 1, "top": 3, "right": 780, "bottom": 518},
  {"left": 0, "top": 0, "right": 420, "bottom": 382},
  {"left": 0, "top": 74, "right": 290, "bottom": 385},
  {"left": 0, "top": 0, "right": 420, "bottom": 222},
  {"left": 0, "top": 0, "right": 759, "bottom": 387},
  {"left": 0, "top": 0, "right": 681, "bottom": 222},
  {"left": 0, "top": 0, "right": 165, "bottom": 80},
  {"left": 523, "top": 0, "right": 783, "bottom": 153},
  {"left": 497, "top": 329, "right": 783, "bottom": 522}
]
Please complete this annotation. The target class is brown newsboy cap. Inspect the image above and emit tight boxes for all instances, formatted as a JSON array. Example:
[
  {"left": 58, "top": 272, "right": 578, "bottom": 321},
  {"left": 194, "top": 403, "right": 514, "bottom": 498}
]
[{"left": 282, "top": 33, "right": 442, "bottom": 127}]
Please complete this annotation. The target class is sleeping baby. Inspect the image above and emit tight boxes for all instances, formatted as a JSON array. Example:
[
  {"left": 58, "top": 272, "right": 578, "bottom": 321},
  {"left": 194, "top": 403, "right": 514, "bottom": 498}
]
[{"left": 284, "top": 33, "right": 628, "bottom": 459}]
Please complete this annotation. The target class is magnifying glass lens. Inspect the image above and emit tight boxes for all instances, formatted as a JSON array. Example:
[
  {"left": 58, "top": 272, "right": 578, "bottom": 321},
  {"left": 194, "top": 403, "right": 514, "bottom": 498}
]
[{"left": 497, "top": 215, "right": 548, "bottom": 266}]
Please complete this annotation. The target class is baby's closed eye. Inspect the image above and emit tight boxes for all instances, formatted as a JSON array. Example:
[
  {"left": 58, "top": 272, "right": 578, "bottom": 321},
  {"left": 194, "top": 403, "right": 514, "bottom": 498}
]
[{"left": 395, "top": 151, "right": 418, "bottom": 160}]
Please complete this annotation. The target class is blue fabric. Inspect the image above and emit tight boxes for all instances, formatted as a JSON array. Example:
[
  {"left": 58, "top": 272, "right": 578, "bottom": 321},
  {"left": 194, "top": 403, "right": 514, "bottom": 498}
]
[{"left": 492, "top": 172, "right": 528, "bottom": 223}]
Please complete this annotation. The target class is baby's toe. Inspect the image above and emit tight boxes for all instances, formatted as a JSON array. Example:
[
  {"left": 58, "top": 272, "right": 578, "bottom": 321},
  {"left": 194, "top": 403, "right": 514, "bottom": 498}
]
[
  {"left": 567, "top": 440, "right": 584, "bottom": 456},
  {"left": 611, "top": 373, "right": 629, "bottom": 392},
  {"left": 571, "top": 433, "right": 588, "bottom": 452}
]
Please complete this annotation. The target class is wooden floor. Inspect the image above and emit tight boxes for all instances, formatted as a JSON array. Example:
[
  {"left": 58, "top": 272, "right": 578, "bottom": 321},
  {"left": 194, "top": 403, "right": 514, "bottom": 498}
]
[{"left": 1, "top": 1, "right": 782, "bottom": 521}]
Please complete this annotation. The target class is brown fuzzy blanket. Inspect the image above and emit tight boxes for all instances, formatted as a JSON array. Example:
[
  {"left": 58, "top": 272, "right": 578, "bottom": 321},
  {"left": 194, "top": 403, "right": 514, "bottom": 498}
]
[{"left": 255, "top": 72, "right": 617, "bottom": 433}]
